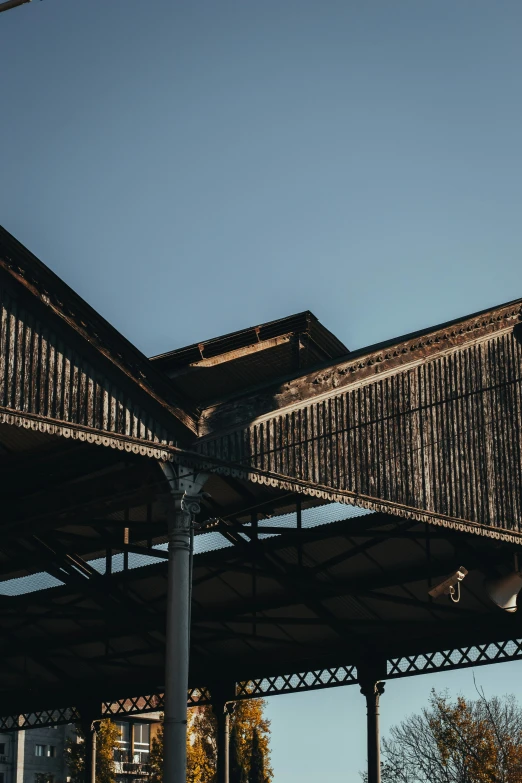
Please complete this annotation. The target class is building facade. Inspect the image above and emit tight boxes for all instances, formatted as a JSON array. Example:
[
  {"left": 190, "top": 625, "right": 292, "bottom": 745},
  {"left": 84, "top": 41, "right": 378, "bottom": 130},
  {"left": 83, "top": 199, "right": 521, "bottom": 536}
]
[
  {"left": 0, "top": 726, "right": 72, "bottom": 783},
  {"left": 0, "top": 716, "right": 160, "bottom": 783},
  {"left": 114, "top": 716, "right": 161, "bottom": 783}
]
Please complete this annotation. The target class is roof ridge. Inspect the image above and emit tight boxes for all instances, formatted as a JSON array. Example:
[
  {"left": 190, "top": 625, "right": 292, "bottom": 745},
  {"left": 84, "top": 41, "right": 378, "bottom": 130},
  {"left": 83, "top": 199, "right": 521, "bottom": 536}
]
[{"left": 0, "top": 226, "right": 197, "bottom": 437}]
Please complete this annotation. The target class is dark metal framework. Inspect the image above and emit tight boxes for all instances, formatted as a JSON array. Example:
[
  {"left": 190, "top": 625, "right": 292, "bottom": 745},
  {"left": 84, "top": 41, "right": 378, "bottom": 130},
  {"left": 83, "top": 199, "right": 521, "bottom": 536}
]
[
  {"left": 3, "top": 638, "right": 522, "bottom": 732},
  {"left": 2, "top": 223, "right": 522, "bottom": 783}
]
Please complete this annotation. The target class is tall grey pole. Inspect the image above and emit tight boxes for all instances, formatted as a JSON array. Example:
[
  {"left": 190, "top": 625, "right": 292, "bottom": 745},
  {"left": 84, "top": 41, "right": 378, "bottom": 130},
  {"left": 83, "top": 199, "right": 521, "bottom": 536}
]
[
  {"left": 85, "top": 727, "right": 97, "bottom": 783},
  {"left": 160, "top": 462, "right": 207, "bottom": 783},
  {"left": 216, "top": 703, "right": 230, "bottom": 783},
  {"left": 360, "top": 680, "right": 385, "bottom": 783},
  {"left": 79, "top": 710, "right": 98, "bottom": 783},
  {"left": 212, "top": 684, "right": 236, "bottom": 783}
]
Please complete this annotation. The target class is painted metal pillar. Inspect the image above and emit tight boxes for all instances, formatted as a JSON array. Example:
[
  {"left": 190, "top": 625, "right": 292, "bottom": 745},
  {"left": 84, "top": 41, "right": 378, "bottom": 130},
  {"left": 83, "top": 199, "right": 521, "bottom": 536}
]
[
  {"left": 360, "top": 680, "right": 385, "bottom": 783},
  {"left": 216, "top": 703, "right": 230, "bottom": 783},
  {"left": 14, "top": 728, "right": 25, "bottom": 783},
  {"left": 79, "top": 711, "right": 98, "bottom": 783},
  {"left": 214, "top": 695, "right": 236, "bottom": 783},
  {"left": 160, "top": 463, "right": 207, "bottom": 783},
  {"left": 85, "top": 726, "right": 97, "bottom": 783}
]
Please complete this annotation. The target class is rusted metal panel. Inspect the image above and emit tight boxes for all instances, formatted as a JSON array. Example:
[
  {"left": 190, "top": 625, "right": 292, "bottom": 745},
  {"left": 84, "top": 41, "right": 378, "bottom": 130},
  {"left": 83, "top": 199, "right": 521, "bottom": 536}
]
[
  {"left": 198, "top": 312, "right": 522, "bottom": 540},
  {"left": 0, "top": 279, "right": 176, "bottom": 457}
]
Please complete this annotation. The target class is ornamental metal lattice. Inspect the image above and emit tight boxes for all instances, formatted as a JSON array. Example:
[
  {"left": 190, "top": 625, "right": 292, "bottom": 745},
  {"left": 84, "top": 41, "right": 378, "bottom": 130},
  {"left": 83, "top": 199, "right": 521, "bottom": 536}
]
[
  {"left": 0, "top": 706, "right": 81, "bottom": 732},
  {"left": 235, "top": 665, "right": 358, "bottom": 699},
  {"left": 187, "top": 687, "right": 212, "bottom": 707},
  {"left": 387, "top": 638, "right": 522, "bottom": 678},
  {"left": 5, "top": 640, "right": 522, "bottom": 731},
  {"left": 102, "top": 693, "right": 164, "bottom": 717}
]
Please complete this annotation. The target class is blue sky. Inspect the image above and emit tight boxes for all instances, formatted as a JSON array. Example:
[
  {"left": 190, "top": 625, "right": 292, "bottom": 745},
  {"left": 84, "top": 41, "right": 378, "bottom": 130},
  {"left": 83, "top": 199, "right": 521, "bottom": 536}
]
[{"left": 2, "top": 1, "right": 522, "bottom": 780}]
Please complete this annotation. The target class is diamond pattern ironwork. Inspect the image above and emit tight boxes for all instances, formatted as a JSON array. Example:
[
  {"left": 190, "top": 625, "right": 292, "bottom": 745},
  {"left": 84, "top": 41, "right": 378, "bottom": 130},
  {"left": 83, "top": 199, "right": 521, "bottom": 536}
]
[
  {"left": 187, "top": 687, "right": 212, "bottom": 707},
  {"left": 5, "top": 639, "right": 522, "bottom": 731},
  {"left": 387, "top": 638, "right": 522, "bottom": 678},
  {"left": 0, "top": 706, "right": 80, "bottom": 732},
  {"left": 236, "top": 665, "right": 358, "bottom": 699},
  {"left": 102, "top": 693, "right": 164, "bottom": 717}
]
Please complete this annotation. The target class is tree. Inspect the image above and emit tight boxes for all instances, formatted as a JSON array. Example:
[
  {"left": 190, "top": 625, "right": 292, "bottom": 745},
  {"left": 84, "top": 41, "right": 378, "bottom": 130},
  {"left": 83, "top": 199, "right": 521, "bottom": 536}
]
[
  {"left": 149, "top": 720, "right": 164, "bottom": 783},
  {"left": 360, "top": 689, "right": 522, "bottom": 783},
  {"left": 65, "top": 719, "right": 120, "bottom": 783},
  {"left": 148, "top": 699, "right": 272, "bottom": 783},
  {"left": 232, "top": 699, "right": 272, "bottom": 782},
  {"left": 230, "top": 723, "right": 248, "bottom": 783},
  {"left": 248, "top": 728, "right": 266, "bottom": 783},
  {"left": 187, "top": 707, "right": 216, "bottom": 783}
]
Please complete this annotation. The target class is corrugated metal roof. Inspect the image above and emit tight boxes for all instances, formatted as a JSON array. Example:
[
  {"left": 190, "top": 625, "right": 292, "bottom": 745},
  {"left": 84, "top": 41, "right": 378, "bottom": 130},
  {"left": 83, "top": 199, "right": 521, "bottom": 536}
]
[{"left": 0, "top": 497, "right": 514, "bottom": 709}]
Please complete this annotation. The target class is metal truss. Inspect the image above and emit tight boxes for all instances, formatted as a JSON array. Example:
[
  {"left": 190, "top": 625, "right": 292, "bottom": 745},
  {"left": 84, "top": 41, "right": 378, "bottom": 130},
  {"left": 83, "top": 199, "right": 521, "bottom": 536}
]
[
  {"left": 4, "top": 640, "right": 522, "bottom": 732},
  {"left": 235, "top": 665, "right": 358, "bottom": 699},
  {"left": 187, "top": 687, "right": 212, "bottom": 707},
  {"left": 387, "top": 638, "right": 522, "bottom": 679},
  {"left": 0, "top": 706, "right": 80, "bottom": 732},
  {"left": 102, "top": 693, "right": 165, "bottom": 718}
]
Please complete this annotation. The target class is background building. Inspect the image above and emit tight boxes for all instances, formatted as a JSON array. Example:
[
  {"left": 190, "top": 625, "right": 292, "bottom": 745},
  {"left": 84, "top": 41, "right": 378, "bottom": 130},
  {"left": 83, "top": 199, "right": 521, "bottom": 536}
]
[
  {"left": 0, "top": 714, "right": 160, "bottom": 783},
  {"left": 114, "top": 715, "right": 162, "bottom": 782},
  {"left": 0, "top": 726, "right": 72, "bottom": 783}
]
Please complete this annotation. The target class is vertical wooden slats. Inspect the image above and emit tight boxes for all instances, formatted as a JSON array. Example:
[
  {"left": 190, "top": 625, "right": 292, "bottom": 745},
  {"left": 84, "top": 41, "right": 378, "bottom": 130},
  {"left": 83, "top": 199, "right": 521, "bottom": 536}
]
[
  {"left": 0, "top": 285, "right": 173, "bottom": 447},
  {"left": 202, "top": 328, "right": 522, "bottom": 533}
]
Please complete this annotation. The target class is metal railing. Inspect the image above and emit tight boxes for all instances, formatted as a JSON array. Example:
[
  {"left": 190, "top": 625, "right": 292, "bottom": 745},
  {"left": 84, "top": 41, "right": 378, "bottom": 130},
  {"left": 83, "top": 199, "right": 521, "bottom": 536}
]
[{"left": 114, "top": 757, "right": 151, "bottom": 775}]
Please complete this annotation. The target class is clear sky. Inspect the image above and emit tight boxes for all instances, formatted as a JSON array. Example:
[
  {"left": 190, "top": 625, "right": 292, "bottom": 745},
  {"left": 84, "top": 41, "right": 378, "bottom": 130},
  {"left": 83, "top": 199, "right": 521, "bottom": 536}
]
[{"left": 2, "top": 1, "right": 522, "bottom": 780}]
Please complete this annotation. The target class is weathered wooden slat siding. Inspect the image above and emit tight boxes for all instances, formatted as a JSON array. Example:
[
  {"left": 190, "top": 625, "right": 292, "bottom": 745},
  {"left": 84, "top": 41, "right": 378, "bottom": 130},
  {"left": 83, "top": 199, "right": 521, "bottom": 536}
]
[
  {"left": 0, "top": 284, "right": 174, "bottom": 455},
  {"left": 199, "top": 330, "right": 522, "bottom": 533}
]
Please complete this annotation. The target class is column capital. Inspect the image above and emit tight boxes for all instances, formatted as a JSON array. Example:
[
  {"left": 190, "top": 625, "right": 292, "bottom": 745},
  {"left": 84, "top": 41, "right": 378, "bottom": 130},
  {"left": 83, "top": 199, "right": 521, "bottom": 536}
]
[
  {"left": 360, "top": 680, "right": 385, "bottom": 699},
  {"left": 210, "top": 682, "right": 237, "bottom": 709},
  {"left": 77, "top": 701, "right": 102, "bottom": 735},
  {"left": 160, "top": 461, "right": 208, "bottom": 499},
  {"left": 160, "top": 462, "right": 208, "bottom": 535}
]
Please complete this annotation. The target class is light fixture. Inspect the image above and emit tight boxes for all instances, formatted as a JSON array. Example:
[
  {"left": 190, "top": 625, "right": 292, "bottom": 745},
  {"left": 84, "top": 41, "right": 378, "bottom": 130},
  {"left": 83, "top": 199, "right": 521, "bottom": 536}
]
[{"left": 485, "top": 555, "right": 522, "bottom": 613}]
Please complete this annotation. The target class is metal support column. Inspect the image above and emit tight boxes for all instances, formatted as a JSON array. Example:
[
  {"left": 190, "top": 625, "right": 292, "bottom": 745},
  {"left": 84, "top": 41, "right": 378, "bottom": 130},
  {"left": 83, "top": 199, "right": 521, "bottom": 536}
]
[
  {"left": 213, "top": 689, "right": 236, "bottom": 783},
  {"left": 160, "top": 462, "right": 208, "bottom": 783},
  {"left": 360, "top": 680, "right": 385, "bottom": 783},
  {"left": 79, "top": 710, "right": 98, "bottom": 783},
  {"left": 216, "top": 703, "right": 230, "bottom": 783}
]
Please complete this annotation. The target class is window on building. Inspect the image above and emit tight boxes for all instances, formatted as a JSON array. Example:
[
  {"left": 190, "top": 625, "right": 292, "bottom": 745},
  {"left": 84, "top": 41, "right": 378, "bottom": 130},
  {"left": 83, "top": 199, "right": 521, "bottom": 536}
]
[
  {"left": 115, "top": 722, "right": 130, "bottom": 748},
  {"left": 115, "top": 721, "right": 130, "bottom": 762},
  {"left": 133, "top": 722, "right": 151, "bottom": 762},
  {"left": 133, "top": 723, "right": 150, "bottom": 746},
  {"left": 35, "top": 744, "right": 46, "bottom": 757},
  {"left": 46, "top": 746, "right": 56, "bottom": 758},
  {"left": 0, "top": 773, "right": 4, "bottom": 783},
  {"left": 0, "top": 743, "right": 5, "bottom": 754}
]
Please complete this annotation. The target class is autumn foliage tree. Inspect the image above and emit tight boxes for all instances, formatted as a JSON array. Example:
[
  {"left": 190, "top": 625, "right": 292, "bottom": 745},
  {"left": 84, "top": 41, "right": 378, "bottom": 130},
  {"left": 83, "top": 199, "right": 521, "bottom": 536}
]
[
  {"left": 149, "top": 720, "right": 164, "bottom": 783},
  {"left": 65, "top": 719, "right": 120, "bottom": 783},
  {"left": 248, "top": 728, "right": 267, "bottom": 783},
  {"left": 230, "top": 723, "right": 248, "bottom": 783},
  {"left": 362, "top": 689, "right": 522, "bottom": 783},
  {"left": 150, "top": 698, "right": 272, "bottom": 783}
]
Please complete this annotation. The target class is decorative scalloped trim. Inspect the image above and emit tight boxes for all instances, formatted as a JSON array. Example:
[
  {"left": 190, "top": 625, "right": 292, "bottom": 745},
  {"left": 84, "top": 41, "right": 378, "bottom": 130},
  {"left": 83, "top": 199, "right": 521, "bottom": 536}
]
[
  {"left": 3, "top": 409, "right": 518, "bottom": 545},
  {"left": 198, "top": 304, "right": 522, "bottom": 438},
  {"left": 0, "top": 410, "right": 175, "bottom": 460},
  {"left": 344, "top": 305, "right": 522, "bottom": 371},
  {"left": 172, "top": 451, "right": 522, "bottom": 545}
]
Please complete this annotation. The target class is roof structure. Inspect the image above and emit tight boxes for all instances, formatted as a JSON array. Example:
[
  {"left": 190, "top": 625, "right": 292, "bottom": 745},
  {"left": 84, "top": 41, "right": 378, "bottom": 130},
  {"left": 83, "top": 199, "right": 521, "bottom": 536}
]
[
  {"left": 0, "top": 227, "right": 522, "bottom": 734},
  {"left": 196, "top": 297, "right": 522, "bottom": 541},
  {"left": 151, "top": 311, "right": 348, "bottom": 406},
  {"left": 0, "top": 226, "right": 197, "bottom": 450}
]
